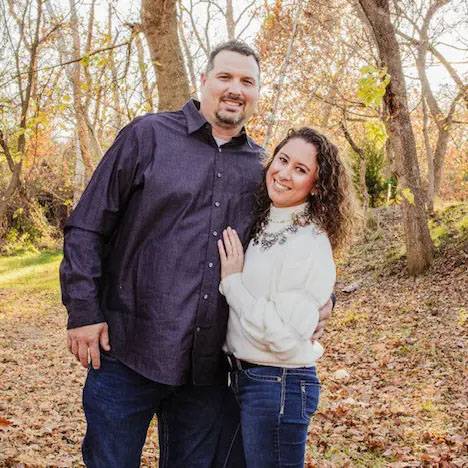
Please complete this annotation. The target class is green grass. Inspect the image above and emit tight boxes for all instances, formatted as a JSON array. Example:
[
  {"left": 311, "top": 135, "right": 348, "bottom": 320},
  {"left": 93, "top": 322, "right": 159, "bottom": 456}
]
[{"left": 0, "top": 249, "right": 62, "bottom": 293}]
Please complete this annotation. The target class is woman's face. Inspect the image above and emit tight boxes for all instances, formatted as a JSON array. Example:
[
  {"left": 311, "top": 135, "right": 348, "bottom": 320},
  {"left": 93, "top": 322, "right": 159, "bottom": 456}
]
[{"left": 266, "top": 138, "right": 319, "bottom": 208}]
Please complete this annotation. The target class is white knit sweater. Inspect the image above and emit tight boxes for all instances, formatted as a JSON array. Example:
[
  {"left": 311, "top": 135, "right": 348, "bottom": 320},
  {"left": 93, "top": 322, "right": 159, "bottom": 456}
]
[{"left": 221, "top": 203, "right": 336, "bottom": 367}]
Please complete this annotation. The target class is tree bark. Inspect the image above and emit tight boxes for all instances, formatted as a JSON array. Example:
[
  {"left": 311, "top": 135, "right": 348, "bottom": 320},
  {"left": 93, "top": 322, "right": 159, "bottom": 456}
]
[
  {"left": 141, "top": 0, "right": 190, "bottom": 111},
  {"left": 358, "top": 0, "right": 433, "bottom": 275},
  {"left": 0, "top": 0, "right": 42, "bottom": 226},
  {"left": 422, "top": 98, "right": 434, "bottom": 213},
  {"left": 68, "top": 0, "right": 94, "bottom": 181},
  {"left": 225, "top": 0, "right": 235, "bottom": 40},
  {"left": 108, "top": 2, "right": 123, "bottom": 130}
]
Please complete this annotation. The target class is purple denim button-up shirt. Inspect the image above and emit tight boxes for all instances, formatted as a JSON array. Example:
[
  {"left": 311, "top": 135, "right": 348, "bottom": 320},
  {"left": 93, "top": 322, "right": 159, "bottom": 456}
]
[{"left": 60, "top": 100, "right": 263, "bottom": 385}]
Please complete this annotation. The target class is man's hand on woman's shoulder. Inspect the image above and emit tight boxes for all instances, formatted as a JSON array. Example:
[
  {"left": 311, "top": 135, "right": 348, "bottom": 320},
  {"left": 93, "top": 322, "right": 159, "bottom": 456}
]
[{"left": 311, "top": 297, "right": 333, "bottom": 341}]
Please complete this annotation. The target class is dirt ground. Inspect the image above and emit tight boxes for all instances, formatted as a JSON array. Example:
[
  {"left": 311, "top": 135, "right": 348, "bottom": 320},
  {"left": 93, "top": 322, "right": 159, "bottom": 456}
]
[{"left": 1, "top": 205, "right": 466, "bottom": 467}]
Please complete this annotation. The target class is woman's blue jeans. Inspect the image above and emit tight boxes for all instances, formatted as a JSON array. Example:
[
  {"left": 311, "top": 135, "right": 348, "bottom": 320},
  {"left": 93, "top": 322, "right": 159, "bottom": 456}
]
[{"left": 231, "top": 366, "right": 320, "bottom": 468}]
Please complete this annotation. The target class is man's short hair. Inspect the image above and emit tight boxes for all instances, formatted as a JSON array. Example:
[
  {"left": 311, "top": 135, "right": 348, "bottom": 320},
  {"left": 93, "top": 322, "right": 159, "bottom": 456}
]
[{"left": 205, "top": 40, "right": 260, "bottom": 75}]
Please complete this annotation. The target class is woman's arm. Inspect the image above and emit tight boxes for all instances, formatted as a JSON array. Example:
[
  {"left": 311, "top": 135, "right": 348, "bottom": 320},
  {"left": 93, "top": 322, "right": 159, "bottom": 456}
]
[{"left": 218, "top": 228, "right": 335, "bottom": 359}]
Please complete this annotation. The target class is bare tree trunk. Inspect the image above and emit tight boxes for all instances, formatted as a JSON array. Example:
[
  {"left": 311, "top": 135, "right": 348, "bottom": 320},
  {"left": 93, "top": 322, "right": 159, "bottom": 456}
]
[
  {"left": 108, "top": 2, "right": 123, "bottom": 129},
  {"left": 141, "top": 0, "right": 190, "bottom": 111},
  {"left": 431, "top": 95, "right": 460, "bottom": 199},
  {"left": 411, "top": 0, "right": 459, "bottom": 208},
  {"left": 225, "top": 0, "right": 235, "bottom": 40},
  {"left": 359, "top": 0, "right": 433, "bottom": 275},
  {"left": 68, "top": 0, "right": 94, "bottom": 180},
  {"left": 264, "top": 0, "right": 304, "bottom": 148},
  {"left": 73, "top": 134, "right": 86, "bottom": 206},
  {"left": 131, "top": 26, "right": 154, "bottom": 110},
  {"left": 0, "top": 0, "right": 43, "bottom": 225},
  {"left": 422, "top": 98, "right": 434, "bottom": 213},
  {"left": 178, "top": 15, "right": 197, "bottom": 95},
  {"left": 0, "top": 132, "right": 22, "bottom": 225}
]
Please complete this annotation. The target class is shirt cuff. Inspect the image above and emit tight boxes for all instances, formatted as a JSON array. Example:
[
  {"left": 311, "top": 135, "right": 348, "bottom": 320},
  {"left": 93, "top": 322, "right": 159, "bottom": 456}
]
[{"left": 219, "top": 273, "right": 243, "bottom": 297}]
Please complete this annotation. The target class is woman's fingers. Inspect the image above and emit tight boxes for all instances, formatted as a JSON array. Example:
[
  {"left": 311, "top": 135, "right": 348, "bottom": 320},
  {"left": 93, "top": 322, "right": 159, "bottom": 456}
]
[
  {"left": 223, "top": 229, "right": 234, "bottom": 256},
  {"left": 227, "top": 227, "right": 243, "bottom": 257},
  {"left": 232, "top": 228, "right": 243, "bottom": 256},
  {"left": 217, "top": 239, "right": 227, "bottom": 263}
]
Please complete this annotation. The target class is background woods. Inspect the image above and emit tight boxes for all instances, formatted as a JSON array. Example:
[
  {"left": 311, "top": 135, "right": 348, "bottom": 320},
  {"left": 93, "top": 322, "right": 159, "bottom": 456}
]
[
  {"left": 0, "top": 0, "right": 466, "bottom": 274},
  {"left": 0, "top": 1, "right": 467, "bottom": 466}
]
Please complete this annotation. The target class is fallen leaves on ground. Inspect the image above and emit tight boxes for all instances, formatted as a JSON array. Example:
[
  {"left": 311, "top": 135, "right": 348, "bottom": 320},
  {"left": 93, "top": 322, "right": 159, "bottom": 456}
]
[{"left": 1, "top": 205, "right": 467, "bottom": 467}]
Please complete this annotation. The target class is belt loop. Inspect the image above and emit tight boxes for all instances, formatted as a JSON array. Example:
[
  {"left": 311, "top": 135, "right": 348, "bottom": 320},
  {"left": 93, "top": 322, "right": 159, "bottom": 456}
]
[{"left": 226, "top": 354, "right": 243, "bottom": 371}]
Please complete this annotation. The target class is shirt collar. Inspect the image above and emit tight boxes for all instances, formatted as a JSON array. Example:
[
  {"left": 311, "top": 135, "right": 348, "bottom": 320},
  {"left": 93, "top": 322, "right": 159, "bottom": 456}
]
[{"left": 182, "top": 99, "right": 252, "bottom": 148}]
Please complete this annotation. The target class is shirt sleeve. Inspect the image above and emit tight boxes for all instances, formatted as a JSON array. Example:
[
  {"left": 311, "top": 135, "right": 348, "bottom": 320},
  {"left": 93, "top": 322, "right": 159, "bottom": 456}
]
[
  {"left": 60, "top": 119, "right": 150, "bottom": 329},
  {"left": 220, "top": 234, "right": 335, "bottom": 360}
]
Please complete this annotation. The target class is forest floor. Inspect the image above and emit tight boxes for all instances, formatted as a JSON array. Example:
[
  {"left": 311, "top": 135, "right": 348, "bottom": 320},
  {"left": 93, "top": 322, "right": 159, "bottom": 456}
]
[{"left": 0, "top": 202, "right": 466, "bottom": 467}]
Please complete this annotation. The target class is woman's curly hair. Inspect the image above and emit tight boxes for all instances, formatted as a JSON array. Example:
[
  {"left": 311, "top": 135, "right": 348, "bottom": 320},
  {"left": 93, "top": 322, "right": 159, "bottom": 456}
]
[{"left": 251, "top": 127, "right": 356, "bottom": 252}]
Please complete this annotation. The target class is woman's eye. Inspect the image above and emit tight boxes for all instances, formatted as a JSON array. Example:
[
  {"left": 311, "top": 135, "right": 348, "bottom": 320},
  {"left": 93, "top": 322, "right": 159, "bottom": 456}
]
[{"left": 296, "top": 167, "right": 306, "bottom": 174}]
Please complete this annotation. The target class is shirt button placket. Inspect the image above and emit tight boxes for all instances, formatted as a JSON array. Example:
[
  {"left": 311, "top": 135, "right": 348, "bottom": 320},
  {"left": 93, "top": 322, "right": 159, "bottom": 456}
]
[{"left": 198, "top": 144, "right": 223, "bottom": 328}]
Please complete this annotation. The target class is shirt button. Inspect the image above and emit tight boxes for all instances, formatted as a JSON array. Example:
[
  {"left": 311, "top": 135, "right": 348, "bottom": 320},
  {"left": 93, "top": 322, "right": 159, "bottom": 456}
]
[
  {"left": 196, "top": 327, "right": 201, "bottom": 332},
  {"left": 217, "top": 172, "right": 222, "bottom": 178},
  {"left": 203, "top": 294, "right": 209, "bottom": 300},
  {"left": 208, "top": 262, "right": 214, "bottom": 268},
  {"left": 214, "top": 201, "right": 220, "bottom": 207},
  {"left": 213, "top": 231, "right": 218, "bottom": 237}
]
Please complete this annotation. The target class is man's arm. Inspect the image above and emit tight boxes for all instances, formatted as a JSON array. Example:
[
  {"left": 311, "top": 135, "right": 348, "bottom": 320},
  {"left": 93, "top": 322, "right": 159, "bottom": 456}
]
[
  {"left": 60, "top": 120, "right": 146, "bottom": 369},
  {"left": 311, "top": 293, "right": 335, "bottom": 341}
]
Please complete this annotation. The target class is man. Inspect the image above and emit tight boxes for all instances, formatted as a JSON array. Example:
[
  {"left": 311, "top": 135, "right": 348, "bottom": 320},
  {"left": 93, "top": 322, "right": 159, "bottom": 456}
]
[{"left": 61, "top": 40, "right": 332, "bottom": 467}]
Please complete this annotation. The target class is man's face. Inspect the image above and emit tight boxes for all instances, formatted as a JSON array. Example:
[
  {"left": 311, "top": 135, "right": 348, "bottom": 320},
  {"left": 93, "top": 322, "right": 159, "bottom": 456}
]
[{"left": 199, "top": 50, "right": 260, "bottom": 130}]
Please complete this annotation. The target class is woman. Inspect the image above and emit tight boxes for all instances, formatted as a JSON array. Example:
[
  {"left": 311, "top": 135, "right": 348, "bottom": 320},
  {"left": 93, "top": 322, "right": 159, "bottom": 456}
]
[{"left": 217, "top": 127, "right": 353, "bottom": 468}]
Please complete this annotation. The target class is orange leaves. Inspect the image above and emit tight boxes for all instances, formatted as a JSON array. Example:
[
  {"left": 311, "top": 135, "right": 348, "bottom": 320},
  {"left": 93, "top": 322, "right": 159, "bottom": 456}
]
[{"left": 0, "top": 417, "right": 12, "bottom": 427}]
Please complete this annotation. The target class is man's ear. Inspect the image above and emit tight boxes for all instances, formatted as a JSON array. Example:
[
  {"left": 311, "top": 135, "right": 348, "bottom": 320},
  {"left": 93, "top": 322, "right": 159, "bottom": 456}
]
[{"left": 200, "top": 72, "right": 207, "bottom": 87}]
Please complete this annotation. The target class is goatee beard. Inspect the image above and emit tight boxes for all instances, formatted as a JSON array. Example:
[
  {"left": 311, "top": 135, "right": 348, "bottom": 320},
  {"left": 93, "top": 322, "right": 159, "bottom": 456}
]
[{"left": 215, "top": 110, "right": 244, "bottom": 127}]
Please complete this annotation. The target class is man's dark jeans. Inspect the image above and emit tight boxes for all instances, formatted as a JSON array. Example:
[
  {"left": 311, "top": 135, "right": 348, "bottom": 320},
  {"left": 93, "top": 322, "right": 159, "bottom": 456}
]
[{"left": 82, "top": 353, "right": 242, "bottom": 468}]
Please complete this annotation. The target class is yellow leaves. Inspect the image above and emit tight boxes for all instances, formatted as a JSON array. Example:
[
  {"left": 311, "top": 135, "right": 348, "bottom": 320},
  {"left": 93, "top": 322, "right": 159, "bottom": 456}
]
[
  {"left": 335, "top": 308, "right": 368, "bottom": 328},
  {"left": 392, "top": 187, "right": 415, "bottom": 206},
  {"left": 458, "top": 308, "right": 467, "bottom": 327},
  {"left": 357, "top": 65, "right": 391, "bottom": 108},
  {"left": 419, "top": 399, "right": 436, "bottom": 413},
  {"left": 400, "top": 187, "right": 415, "bottom": 205},
  {"left": 364, "top": 120, "right": 388, "bottom": 149}
]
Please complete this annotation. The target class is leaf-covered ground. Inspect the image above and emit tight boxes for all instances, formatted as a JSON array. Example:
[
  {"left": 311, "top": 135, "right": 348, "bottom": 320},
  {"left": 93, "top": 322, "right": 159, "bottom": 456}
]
[{"left": 1, "top": 204, "right": 466, "bottom": 467}]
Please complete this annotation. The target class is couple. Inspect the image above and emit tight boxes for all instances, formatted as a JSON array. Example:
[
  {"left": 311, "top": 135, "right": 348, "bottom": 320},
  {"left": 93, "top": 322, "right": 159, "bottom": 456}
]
[{"left": 60, "top": 40, "right": 352, "bottom": 467}]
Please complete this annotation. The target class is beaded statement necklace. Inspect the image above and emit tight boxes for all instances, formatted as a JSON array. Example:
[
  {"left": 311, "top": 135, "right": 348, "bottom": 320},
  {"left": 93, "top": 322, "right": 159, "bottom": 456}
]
[{"left": 254, "top": 208, "right": 311, "bottom": 251}]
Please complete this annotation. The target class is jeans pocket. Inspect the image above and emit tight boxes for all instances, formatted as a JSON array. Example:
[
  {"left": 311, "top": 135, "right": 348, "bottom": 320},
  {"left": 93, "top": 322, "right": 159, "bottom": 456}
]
[
  {"left": 100, "top": 351, "right": 119, "bottom": 363},
  {"left": 301, "top": 382, "right": 320, "bottom": 421},
  {"left": 244, "top": 367, "right": 282, "bottom": 383}
]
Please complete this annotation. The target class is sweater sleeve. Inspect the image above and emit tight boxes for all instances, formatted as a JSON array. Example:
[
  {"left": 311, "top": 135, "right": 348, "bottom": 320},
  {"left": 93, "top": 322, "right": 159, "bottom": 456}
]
[{"left": 220, "top": 233, "right": 335, "bottom": 360}]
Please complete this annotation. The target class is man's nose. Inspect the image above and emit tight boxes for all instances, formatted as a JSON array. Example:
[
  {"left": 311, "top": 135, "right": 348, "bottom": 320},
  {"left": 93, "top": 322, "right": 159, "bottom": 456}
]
[{"left": 226, "top": 80, "right": 242, "bottom": 95}]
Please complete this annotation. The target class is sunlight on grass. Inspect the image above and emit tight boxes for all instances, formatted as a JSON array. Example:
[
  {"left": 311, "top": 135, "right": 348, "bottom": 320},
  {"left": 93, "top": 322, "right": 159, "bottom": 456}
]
[{"left": 0, "top": 250, "right": 62, "bottom": 294}]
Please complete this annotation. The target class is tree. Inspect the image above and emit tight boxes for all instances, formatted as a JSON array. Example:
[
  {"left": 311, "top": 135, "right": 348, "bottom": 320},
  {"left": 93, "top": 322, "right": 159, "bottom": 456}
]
[
  {"left": 141, "top": 0, "right": 190, "bottom": 111},
  {"left": 0, "top": 0, "right": 47, "bottom": 226},
  {"left": 358, "top": 0, "right": 434, "bottom": 275},
  {"left": 393, "top": 0, "right": 466, "bottom": 211}
]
